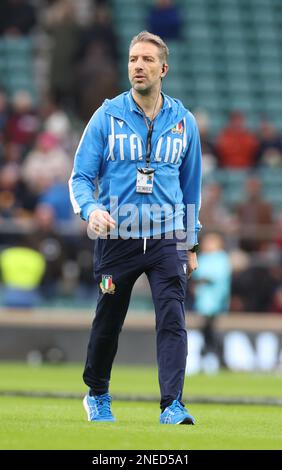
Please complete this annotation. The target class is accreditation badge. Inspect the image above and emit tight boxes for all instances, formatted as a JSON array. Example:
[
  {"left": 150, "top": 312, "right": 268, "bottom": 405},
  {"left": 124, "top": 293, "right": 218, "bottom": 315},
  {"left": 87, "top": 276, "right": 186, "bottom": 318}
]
[{"left": 136, "top": 167, "right": 155, "bottom": 194}]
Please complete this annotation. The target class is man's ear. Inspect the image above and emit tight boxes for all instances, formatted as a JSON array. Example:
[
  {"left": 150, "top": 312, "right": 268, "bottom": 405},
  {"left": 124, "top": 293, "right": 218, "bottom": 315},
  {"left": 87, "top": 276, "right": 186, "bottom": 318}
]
[{"left": 161, "top": 63, "right": 169, "bottom": 78}]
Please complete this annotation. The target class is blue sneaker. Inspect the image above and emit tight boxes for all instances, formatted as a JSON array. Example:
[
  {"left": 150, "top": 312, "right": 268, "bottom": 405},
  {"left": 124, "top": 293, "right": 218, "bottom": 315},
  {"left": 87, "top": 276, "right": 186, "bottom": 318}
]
[
  {"left": 83, "top": 392, "right": 116, "bottom": 422},
  {"left": 160, "top": 400, "right": 195, "bottom": 425}
]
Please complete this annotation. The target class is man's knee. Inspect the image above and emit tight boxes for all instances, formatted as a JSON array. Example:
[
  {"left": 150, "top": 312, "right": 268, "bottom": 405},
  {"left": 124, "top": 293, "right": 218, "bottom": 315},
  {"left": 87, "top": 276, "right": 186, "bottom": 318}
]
[{"left": 155, "top": 298, "right": 186, "bottom": 331}]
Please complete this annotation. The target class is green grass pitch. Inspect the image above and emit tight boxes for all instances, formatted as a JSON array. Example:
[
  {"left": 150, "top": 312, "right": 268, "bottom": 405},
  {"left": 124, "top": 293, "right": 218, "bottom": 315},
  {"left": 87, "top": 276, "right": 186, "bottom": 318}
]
[{"left": 0, "top": 363, "right": 281, "bottom": 450}]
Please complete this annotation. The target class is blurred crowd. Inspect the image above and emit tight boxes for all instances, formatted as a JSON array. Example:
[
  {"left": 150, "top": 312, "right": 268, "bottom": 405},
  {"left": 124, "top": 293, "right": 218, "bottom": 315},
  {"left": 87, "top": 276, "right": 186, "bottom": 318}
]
[
  {"left": 193, "top": 109, "right": 282, "bottom": 315},
  {"left": 0, "top": 0, "right": 282, "bottom": 313},
  {"left": 0, "top": 0, "right": 117, "bottom": 307}
]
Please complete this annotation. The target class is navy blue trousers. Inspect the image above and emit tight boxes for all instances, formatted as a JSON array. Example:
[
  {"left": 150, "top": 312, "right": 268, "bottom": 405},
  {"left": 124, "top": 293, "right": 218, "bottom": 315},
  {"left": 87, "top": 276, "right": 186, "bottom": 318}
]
[{"left": 83, "top": 236, "right": 188, "bottom": 410}]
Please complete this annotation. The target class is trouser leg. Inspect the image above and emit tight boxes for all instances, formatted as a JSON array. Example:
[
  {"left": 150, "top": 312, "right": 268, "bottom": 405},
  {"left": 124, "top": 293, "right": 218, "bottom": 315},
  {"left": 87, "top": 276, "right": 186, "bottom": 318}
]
[
  {"left": 146, "top": 241, "right": 188, "bottom": 410},
  {"left": 83, "top": 240, "right": 141, "bottom": 394}
]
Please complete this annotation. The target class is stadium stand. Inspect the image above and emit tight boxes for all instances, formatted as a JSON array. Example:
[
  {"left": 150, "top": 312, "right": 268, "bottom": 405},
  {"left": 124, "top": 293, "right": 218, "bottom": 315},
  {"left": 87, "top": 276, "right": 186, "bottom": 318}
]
[
  {"left": 113, "top": 0, "right": 282, "bottom": 213},
  {"left": 0, "top": 0, "right": 281, "bottom": 314},
  {"left": 115, "top": 0, "right": 282, "bottom": 133},
  {"left": 0, "top": 37, "right": 36, "bottom": 101}
]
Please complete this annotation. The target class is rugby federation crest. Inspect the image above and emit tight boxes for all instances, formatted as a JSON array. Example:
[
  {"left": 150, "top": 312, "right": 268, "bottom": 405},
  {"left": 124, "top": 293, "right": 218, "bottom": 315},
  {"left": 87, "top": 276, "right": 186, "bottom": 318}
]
[
  {"left": 100, "top": 274, "right": 116, "bottom": 294},
  {"left": 171, "top": 121, "right": 184, "bottom": 134}
]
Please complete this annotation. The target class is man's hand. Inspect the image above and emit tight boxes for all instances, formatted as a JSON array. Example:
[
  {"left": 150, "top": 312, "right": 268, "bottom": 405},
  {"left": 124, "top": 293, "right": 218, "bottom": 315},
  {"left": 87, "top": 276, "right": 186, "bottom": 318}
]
[
  {"left": 187, "top": 251, "right": 198, "bottom": 279},
  {"left": 88, "top": 209, "right": 116, "bottom": 236}
]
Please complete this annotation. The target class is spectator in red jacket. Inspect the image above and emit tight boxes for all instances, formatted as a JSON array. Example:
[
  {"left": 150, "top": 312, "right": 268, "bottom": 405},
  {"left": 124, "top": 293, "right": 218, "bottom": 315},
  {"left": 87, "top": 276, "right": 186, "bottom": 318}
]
[{"left": 215, "top": 111, "right": 259, "bottom": 168}]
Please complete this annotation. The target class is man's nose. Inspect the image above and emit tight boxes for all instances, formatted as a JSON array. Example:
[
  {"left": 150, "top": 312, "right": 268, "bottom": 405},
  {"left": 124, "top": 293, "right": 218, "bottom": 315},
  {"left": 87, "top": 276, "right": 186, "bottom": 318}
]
[{"left": 135, "top": 58, "right": 144, "bottom": 69}]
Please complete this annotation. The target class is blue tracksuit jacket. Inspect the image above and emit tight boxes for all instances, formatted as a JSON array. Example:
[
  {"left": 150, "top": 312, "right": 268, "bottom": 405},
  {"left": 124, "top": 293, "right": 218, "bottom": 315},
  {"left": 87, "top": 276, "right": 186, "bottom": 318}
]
[{"left": 69, "top": 90, "right": 202, "bottom": 246}]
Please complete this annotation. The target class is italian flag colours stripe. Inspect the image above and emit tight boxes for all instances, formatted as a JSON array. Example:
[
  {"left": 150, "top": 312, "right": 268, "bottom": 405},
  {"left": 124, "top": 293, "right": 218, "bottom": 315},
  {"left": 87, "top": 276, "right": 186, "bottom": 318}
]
[{"left": 102, "top": 276, "right": 112, "bottom": 290}]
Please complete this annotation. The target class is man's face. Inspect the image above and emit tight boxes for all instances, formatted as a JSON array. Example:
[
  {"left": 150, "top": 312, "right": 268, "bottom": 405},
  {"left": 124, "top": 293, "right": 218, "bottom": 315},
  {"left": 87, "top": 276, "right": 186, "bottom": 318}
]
[{"left": 128, "top": 42, "right": 164, "bottom": 94}]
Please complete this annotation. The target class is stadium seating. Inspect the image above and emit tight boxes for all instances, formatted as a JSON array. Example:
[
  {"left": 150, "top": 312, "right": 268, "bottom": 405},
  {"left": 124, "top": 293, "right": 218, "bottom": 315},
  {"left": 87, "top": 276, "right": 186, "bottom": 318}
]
[
  {"left": 0, "top": 37, "right": 36, "bottom": 100},
  {"left": 203, "top": 168, "right": 282, "bottom": 217},
  {"left": 112, "top": 0, "right": 282, "bottom": 134},
  {"left": 111, "top": 0, "right": 282, "bottom": 217}
]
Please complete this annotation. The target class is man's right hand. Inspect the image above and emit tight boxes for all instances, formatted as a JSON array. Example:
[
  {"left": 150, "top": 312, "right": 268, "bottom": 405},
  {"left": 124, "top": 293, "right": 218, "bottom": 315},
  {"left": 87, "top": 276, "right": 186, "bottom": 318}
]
[{"left": 88, "top": 209, "right": 116, "bottom": 236}]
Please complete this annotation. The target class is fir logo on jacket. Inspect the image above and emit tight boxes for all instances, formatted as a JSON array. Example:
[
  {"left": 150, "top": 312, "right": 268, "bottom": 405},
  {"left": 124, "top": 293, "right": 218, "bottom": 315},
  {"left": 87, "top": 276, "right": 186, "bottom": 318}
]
[
  {"left": 171, "top": 121, "right": 184, "bottom": 134},
  {"left": 100, "top": 274, "right": 116, "bottom": 294}
]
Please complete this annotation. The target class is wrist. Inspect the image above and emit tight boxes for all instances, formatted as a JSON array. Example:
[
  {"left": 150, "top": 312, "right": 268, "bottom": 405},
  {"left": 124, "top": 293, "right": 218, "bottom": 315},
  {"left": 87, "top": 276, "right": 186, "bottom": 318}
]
[{"left": 188, "top": 244, "right": 199, "bottom": 254}]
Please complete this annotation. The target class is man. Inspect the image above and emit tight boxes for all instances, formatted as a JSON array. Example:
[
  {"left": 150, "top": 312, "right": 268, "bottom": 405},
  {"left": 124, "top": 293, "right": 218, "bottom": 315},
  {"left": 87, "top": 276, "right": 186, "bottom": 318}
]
[{"left": 69, "top": 31, "right": 202, "bottom": 425}]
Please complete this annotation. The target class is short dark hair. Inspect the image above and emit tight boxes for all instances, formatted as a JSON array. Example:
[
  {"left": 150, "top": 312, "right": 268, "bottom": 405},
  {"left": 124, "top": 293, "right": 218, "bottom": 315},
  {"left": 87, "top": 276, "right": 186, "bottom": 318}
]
[{"left": 129, "top": 31, "right": 169, "bottom": 64}]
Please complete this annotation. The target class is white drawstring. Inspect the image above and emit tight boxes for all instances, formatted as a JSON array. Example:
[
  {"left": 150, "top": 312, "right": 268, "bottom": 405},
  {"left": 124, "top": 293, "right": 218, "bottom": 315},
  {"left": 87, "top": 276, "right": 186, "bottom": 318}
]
[
  {"left": 143, "top": 237, "right": 147, "bottom": 254},
  {"left": 107, "top": 116, "right": 115, "bottom": 161}
]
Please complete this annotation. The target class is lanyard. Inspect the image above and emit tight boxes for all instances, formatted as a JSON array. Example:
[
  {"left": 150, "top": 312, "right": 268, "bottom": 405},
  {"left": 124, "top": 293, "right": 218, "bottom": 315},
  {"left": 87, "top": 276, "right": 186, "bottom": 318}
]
[
  {"left": 134, "top": 96, "right": 159, "bottom": 167},
  {"left": 144, "top": 120, "right": 153, "bottom": 166}
]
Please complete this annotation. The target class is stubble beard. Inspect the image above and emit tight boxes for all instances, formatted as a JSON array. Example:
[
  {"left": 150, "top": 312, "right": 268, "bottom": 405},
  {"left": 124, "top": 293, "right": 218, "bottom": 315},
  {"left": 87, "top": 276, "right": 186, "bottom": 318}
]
[
  {"left": 131, "top": 80, "right": 149, "bottom": 95},
  {"left": 131, "top": 79, "right": 155, "bottom": 97}
]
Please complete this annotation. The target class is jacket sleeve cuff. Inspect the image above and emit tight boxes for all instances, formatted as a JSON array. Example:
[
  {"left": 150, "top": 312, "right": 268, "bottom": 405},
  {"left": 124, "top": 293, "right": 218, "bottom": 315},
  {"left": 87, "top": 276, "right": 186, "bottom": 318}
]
[
  {"left": 176, "top": 230, "right": 198, "bottom": 251},
  {"left": 81, "top": 203, "right": 106, "bottom": 222}
]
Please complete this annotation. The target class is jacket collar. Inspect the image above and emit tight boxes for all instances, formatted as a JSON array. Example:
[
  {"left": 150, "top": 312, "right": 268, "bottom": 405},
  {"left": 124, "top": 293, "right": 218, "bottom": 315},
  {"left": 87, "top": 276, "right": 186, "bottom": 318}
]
[
  {"left": 103, "top": 90, "right": 186, "bottom": 123},
  {"left": 127, "top": 89, "right": 172, "bottom": 115}
]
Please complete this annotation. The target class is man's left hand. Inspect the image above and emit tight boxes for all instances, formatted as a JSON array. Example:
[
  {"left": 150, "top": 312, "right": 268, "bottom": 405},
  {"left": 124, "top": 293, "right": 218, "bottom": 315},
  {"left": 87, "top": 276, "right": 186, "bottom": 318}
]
[{"left": 187, "top": 251, "right": 198, "bottom": 279}]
